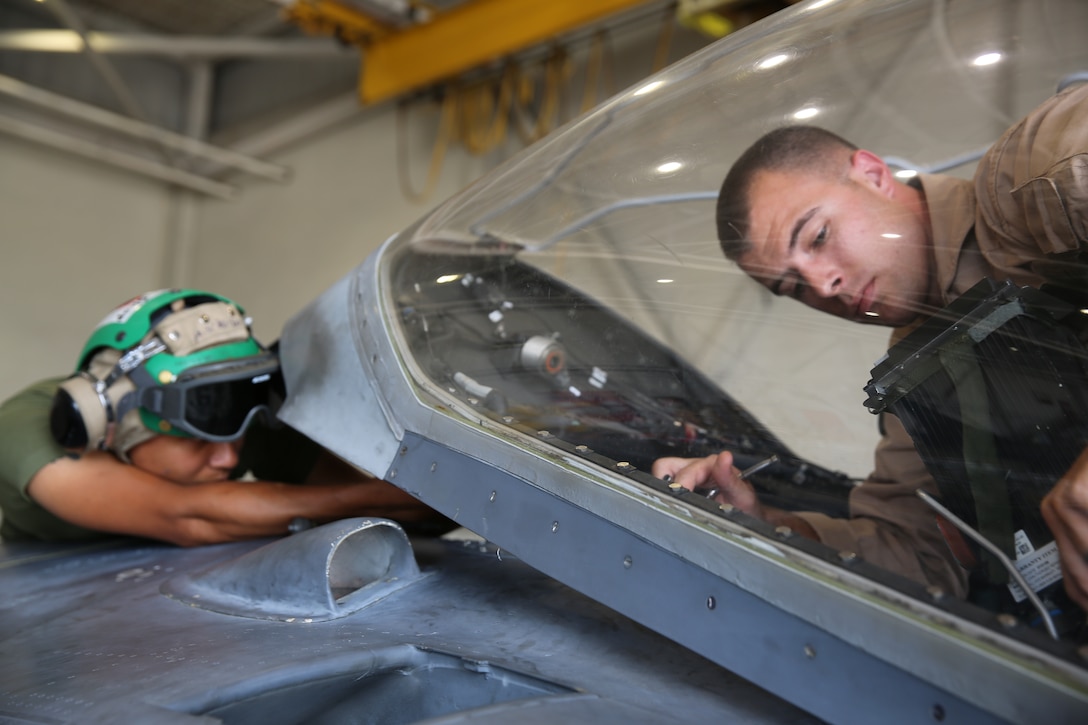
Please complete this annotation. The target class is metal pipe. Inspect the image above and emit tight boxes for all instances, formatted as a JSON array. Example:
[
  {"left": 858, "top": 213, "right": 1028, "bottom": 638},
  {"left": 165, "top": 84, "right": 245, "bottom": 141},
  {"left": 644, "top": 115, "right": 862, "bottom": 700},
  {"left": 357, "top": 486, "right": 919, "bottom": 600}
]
[
  {"left": 0, "top": 74, "right": 288, "bottom": 181},
  {"left": 162, "top": 60, "right": 216, "bottom": 286},
  {"left": 0, "top": 30, "right": 351, "bottom": 59},
  {"left": 226, "top": 90, "right": 366, "bottom": 160},
  {"left": 0, "top": 114, "right": 236, "bottom": 199},
  {"left": 45, "top": 0, "right": 151, "bottom": 130}
]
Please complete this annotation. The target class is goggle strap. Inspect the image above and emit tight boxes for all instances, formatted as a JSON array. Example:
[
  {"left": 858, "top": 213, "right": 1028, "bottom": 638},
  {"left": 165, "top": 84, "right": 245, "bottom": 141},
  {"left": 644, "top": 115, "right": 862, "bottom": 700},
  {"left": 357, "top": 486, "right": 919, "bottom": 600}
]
[
  {"left": 137, "top": 384, "right": 182, "bottom": 421},
  {"left": 119, "top": 366, "right": 159, "bottom": 425},
  {"left": 103, "top": 338, "right": 167, "bottom": 390}
]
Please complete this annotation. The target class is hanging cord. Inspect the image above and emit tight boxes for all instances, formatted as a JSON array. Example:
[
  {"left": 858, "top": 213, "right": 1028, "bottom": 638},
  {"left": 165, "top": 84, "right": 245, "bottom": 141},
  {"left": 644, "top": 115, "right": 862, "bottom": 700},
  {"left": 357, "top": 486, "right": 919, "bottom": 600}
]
[
  {"left": 651, "top": 5, "right": 675, "bottom": 73},
  {"left": 457, "top": 62, "right": 518, "bottom": 155},
  {"left": 580, "top": 29, "right": 618, "bottom": 113},
  {"left": 580, "top": 31, "right": 604, "bottom": 113},
  {"left": 916, "top": 489, "right": 1059, "bottom": 640},
  {"left": 396, "top": 89, "right": 456, "bottom": 203},
  {"left": 397, "top": 7, "right": 678, "bottom": 201},
  {"left": 514, "top": 46, "right": 573, "bottom": 143}
]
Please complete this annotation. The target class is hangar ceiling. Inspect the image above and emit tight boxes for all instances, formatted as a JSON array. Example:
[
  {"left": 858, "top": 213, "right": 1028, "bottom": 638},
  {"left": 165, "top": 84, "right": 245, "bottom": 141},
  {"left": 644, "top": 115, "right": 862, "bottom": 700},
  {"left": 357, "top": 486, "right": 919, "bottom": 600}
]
[{"left": 0, "top": 0, "right": 789, "bottom": 199}]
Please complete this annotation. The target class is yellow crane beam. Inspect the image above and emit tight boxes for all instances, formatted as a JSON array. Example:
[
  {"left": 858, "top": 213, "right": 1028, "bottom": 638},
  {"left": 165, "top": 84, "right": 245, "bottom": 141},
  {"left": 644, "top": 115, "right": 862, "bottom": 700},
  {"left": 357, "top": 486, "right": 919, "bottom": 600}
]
[
  {"left": 284, "top": 1, "right": 396, "bottom": 47},
  {"left": 287, "top": 0, "right": 661, "bottom": 105}
]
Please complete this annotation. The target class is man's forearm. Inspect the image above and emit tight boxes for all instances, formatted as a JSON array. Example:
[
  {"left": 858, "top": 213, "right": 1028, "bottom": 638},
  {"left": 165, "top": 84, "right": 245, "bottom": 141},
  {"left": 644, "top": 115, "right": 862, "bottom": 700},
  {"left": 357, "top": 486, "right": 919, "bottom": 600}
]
[{"left": 178, "top": 478, "right": 439, "bottom": 545}]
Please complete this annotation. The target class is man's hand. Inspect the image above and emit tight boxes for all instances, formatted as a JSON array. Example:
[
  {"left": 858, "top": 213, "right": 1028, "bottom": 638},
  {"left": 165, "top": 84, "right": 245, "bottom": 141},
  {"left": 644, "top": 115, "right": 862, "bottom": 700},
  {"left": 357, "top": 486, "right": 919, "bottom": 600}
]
[
  {"left": 651, "top": 451, "right": 818, "bottom": 540},
  {"left": 303, "top": 450, "right": 444, "bottom": 526},
  {"left": 651, "top": 451, "right": 764, "bottom": 518},
  {"left": 1041, "top": 447, "right": 1088, "bottom": 610}
]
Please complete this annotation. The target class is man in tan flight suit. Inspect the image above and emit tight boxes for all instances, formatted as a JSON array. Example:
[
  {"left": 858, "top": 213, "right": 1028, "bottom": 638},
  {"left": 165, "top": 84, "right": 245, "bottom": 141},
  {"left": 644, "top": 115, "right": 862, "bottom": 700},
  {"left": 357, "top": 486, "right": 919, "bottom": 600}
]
[{"left": 655, "top": 82, "right": 1088, "bottom": 612}]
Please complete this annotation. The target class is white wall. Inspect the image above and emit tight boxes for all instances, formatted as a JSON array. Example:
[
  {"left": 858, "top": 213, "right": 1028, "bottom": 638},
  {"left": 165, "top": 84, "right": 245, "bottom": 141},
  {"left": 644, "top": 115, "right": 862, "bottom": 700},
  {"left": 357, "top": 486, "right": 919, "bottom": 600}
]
[
  {"left": 0, "top": 101, "right": 504, "bottom": 399},
  {"left": 0, "top": 134, "right": 173, "bottom": 402},
  {"left": 191, "top": 107, "right": 497, "bottom": 347}
]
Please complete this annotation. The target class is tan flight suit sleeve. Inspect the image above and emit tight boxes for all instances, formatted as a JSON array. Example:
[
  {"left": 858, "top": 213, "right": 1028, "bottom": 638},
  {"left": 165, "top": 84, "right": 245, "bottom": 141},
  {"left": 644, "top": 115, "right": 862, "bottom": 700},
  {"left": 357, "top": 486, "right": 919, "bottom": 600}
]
[
  {"left": 793, "top": 414, "right": 969, "bottom": 598},
  {"left": 977, "top": 82, "right": 1088, "bottom": 264}
]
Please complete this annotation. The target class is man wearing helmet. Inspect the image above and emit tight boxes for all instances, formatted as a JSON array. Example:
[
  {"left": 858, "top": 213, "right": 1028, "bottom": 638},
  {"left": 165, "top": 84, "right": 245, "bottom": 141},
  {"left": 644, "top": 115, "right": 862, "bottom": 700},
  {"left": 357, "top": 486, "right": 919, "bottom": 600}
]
[{"left": 0, "top": 289, "right": 448, "bottom": 546}]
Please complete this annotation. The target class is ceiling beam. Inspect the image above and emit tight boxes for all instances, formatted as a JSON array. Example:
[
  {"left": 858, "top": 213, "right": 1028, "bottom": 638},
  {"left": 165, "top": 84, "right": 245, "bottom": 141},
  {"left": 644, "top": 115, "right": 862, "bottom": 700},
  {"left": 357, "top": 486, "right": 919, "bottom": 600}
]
[
  {"left": 0, "top": 114, "right": 236, "bottom": 199},
  {"left": 360, "top": 0, "right": 661, "bottom": 103},
  {"left": 0, "top": 73, "right": 288, "bottom": 181},
  {"left": 281, "top": 0, "right": 397, "bottom": 46},
  {"left": 0, "top": 30, "right": 351, "bottom": 59},
  {"left": 45, "top": 0, "right": 149, "bottom": 129},
  {"left": 284, "top": 0, "right": 664, "bottom": 105}
]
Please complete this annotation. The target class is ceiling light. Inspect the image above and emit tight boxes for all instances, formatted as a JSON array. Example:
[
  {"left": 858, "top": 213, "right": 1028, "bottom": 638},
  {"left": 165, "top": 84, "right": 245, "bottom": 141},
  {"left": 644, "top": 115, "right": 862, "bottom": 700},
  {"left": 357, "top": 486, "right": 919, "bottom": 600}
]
[
  {"left": 972, "top": 52, "right": 1003, "bottom": 67},
  {"left": 793, "top": 107, "right": 819, "bottom": 120},
  {"left": 634, "top": 81, "right": 665, "bottom": 96},
  {"left": 757, "top": 54, "right": 790, "bottom": 70},
  {"left": 895, "top": 169, "right": 918, "bottom": 179}
]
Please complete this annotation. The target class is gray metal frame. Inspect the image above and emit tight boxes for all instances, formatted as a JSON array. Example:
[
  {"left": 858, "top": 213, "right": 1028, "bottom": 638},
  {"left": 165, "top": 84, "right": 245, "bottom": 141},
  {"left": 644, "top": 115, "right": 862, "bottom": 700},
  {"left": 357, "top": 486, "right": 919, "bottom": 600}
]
[
  {"left": 277, "top": 238, "right": 1088, "bottom": 723},
  {"left": 3, "top": 525, "right": 810, "bottom": 723}
]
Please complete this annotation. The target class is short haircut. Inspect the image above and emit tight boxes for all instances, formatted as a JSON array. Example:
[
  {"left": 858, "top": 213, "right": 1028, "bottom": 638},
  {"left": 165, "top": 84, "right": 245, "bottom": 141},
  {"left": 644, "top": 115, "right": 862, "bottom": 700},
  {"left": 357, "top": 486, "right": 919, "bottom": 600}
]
[{"left": 717, "top": 126, "right": 857, "bottom": 260}]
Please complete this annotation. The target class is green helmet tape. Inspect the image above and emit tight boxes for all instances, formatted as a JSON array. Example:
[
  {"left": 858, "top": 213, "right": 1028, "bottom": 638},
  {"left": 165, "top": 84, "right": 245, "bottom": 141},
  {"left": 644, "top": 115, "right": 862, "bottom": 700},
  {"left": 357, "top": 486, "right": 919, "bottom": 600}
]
[{"left": 77, "top": 289, "right": 244, "bottom": 370}]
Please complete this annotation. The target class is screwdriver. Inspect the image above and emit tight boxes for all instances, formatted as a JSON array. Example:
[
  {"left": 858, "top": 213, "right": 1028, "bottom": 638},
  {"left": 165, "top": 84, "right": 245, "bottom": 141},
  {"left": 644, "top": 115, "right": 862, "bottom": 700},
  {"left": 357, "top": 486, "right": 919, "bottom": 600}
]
[{"left": 698, "top": 454, "right": 779, "bottom": 499}]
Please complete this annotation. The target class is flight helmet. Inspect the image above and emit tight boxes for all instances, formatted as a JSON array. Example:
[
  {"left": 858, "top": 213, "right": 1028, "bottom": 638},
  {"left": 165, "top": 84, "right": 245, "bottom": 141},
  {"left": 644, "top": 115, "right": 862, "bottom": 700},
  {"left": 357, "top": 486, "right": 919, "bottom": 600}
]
[{"left": 50, "top": 288, "right": 281, "bottom": 458}]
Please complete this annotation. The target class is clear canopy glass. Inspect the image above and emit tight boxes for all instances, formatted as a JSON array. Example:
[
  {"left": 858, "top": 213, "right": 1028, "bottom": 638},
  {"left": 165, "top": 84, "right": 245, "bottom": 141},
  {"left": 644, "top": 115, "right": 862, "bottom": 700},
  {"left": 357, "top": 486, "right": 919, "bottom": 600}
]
[{"left": 382, "top": 0, "right": 1088, "bottom": 642}]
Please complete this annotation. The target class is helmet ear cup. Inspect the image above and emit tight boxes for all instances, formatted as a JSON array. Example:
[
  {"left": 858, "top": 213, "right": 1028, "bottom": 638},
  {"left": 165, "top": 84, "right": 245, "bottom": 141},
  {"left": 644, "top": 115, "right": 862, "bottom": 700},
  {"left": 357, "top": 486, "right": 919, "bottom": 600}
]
[{"left": 50, "top": 375, "right": 109, "bottom": 452}]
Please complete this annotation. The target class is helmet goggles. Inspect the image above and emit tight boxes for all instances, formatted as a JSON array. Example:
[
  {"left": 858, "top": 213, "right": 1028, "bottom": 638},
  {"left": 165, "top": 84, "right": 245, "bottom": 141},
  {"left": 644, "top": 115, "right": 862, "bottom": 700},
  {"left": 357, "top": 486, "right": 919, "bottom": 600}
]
[{"left": 128, "top": 352, "right": 283, "bottom": 441}]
